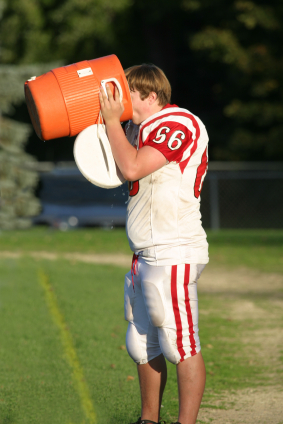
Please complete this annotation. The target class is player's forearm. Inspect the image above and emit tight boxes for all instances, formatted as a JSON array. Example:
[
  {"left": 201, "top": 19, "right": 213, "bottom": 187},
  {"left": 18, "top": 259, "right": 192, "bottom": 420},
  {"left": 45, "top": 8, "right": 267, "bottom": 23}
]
[
  {"left": 105, "top": 121, "right": 139, "bottom": 181},
  {"left": 99, "top": 85, "right": 166, "bottom": 180}
]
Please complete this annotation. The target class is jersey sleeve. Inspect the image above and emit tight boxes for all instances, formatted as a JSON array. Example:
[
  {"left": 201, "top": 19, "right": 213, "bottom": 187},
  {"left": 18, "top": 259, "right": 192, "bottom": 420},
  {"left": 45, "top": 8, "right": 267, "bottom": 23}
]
[{"left": 143, "top": 120, "right": 195, "bottom": 163}]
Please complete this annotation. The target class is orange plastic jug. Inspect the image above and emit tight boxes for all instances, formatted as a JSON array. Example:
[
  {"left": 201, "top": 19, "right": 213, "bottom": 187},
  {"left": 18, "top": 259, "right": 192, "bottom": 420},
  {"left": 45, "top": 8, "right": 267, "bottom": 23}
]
[{"left": 24, "top": 54, "right": 133, "bottom": 141}]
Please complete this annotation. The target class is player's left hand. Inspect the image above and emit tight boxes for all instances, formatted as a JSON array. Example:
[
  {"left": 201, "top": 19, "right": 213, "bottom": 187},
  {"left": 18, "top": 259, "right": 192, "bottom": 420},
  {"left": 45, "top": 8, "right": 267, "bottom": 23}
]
[{"left": 99, "top": 84, "right": 124, "bottom": 125}]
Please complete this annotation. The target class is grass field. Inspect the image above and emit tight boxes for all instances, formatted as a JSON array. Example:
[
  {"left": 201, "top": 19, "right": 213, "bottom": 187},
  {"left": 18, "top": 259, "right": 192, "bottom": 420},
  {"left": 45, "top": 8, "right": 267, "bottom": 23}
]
[{"left": 0, "top": 228, "right": 282, "bottom": 424}]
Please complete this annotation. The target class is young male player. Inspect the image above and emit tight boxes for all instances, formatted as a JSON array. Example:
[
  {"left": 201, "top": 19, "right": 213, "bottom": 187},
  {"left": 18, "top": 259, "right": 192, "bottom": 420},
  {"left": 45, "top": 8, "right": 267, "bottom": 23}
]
[{"left": 99, "top": 64, "right": 209, "bottom": 424}]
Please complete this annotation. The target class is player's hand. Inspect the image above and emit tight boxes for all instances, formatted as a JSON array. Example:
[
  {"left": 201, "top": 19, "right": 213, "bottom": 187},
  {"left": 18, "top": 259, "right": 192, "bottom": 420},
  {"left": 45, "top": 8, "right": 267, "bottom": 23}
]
[{"left": 99, "top": 84, "right": 124, "bottom": 125}]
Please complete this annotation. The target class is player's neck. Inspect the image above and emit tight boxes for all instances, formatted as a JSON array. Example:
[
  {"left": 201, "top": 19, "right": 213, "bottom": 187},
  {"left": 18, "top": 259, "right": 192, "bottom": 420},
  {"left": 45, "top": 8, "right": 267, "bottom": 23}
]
[{"left": 140, "top": 104, "right": 163, "bottom": 124}]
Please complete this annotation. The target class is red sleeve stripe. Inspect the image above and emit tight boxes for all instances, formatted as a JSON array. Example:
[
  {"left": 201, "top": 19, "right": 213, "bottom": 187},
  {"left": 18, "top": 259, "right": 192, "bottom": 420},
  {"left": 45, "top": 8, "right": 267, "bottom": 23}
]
[
  {"left": 194, "top": 147, "right": 208, "bottom": 198},
  {"left": 140, "top": 110, "right": 202, "bottom": 171},
  {"left": 142, "top": 116, "right": 195, "bottom": 146},
  {"left": 179, "top": 113, "right": 201, "bottom": 173}
]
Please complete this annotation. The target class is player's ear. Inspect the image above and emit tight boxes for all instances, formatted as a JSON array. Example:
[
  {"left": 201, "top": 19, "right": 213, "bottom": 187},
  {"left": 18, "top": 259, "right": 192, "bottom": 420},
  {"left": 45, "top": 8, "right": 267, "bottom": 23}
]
[{"left": 148, "top": 91, "right": 158, "bottom": 105}]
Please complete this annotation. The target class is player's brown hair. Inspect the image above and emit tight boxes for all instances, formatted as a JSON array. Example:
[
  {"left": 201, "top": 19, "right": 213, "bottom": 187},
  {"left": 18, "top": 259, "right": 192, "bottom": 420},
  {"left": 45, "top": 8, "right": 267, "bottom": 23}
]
[{"left": 124, "top": 64, "right": 171, "bottom": 107}]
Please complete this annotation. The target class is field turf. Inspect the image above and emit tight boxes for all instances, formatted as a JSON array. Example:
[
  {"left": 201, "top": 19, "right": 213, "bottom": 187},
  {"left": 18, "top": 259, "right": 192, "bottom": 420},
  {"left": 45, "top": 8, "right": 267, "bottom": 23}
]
[{"left": 0, "top": 228, "right": 282, "bottom": 423}]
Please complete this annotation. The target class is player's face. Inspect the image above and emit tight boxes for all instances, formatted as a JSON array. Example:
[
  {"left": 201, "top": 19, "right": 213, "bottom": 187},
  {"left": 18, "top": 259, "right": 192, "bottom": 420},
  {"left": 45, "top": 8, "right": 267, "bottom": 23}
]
[{"left": 130, "top": 89, "right": 149, "bottom": 125}]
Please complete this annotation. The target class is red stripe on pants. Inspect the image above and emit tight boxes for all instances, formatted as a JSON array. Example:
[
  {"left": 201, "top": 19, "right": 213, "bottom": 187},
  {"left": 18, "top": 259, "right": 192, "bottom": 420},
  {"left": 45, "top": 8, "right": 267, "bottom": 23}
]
[
  {"left": 171, "top": 265, "right": 186, "bottom": 362},
  {"left": 184, "top": 264, "right": 197, "bottom": 356}
]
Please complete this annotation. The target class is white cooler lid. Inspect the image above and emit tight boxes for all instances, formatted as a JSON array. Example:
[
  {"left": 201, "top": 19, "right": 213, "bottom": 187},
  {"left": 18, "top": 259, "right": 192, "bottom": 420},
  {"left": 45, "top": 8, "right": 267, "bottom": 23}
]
[{"left": 73, "top": 124, "right": 125, "bottom": 189}]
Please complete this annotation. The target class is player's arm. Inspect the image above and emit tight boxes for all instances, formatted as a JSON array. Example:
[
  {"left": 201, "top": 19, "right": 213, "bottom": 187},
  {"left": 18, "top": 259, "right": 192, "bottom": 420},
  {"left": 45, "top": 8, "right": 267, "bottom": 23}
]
[{"left": 99, "top": 85, "right": 167, "bottom": 181}]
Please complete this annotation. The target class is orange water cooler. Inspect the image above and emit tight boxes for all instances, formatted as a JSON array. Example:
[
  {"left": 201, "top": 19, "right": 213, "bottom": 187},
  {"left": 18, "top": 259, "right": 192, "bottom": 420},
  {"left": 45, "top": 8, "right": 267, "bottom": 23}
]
[{"left": 24, "top": 54, "right": 133, "bottom": 141}]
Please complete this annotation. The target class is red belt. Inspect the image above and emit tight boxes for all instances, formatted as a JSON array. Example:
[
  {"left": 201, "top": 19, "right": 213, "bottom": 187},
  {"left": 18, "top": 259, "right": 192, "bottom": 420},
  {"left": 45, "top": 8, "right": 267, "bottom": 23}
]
[{"left": 131, "top": 253, "right": 139, "bottom": 292}]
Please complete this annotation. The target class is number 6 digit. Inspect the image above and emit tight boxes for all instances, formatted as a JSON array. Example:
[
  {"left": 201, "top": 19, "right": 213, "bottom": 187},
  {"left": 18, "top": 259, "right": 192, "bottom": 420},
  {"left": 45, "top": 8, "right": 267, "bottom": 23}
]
[{"left": 167, "top": 130, "right": 185, "bottom": 150}]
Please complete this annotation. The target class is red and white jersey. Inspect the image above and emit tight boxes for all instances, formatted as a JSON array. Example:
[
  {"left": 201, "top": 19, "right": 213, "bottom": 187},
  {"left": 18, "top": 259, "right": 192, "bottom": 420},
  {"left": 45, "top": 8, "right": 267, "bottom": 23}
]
[{"left": 126, "top": 104, "right": 209, "bottom": 266}]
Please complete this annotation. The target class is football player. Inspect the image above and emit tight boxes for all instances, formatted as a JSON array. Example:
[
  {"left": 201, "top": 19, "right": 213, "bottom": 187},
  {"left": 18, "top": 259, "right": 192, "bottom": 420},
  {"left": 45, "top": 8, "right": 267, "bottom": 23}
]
[{"left": 99, "top": 64, "right": 209, "bottom": 424}]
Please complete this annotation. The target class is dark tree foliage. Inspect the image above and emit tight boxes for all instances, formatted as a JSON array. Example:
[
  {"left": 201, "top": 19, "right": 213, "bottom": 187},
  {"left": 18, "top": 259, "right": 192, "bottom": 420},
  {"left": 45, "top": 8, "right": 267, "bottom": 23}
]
[
  {"left": 0, "top": 0, "right": 282, "bottom": 161},
  {"left": 0, "top": 65, "right": 52, "bottom": 229},
  {"left": 114, "top": 0, "right": 283, "bottom": 160}
]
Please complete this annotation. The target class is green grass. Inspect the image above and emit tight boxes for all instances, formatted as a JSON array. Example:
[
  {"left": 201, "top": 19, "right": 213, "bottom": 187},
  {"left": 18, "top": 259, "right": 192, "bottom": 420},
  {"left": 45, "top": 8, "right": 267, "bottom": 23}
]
[
  {"left": 0, "top": 228, "right": 282, "bottom": 423},
  {"left": 0, "top": 227, "right": 131, "bottom": 255},
  {"left": 0, "top": 227, "right": 282, "bottom": 273},
  {"left": 207, "top": 229, "right": 283, "bottom": 273},
  {"left": 0, "top": 258, "right": 137, "bottom": 424},
  {"left": 1, "top": 257, "right": 281, "bottom": 424},
  {"left": 0, "top": 259, "right": 84, "bottom": 424}
]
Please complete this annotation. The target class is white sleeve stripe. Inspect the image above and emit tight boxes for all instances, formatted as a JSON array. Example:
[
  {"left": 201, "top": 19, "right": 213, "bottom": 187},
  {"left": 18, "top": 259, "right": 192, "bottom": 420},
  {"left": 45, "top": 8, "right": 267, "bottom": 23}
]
[{"left": 141, "top": 107, "right": 194, "bottom": 126}]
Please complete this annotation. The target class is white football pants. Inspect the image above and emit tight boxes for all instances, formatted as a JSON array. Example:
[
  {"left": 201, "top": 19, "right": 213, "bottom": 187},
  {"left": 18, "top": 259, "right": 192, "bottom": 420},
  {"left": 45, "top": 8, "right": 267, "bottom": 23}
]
[{"left": 124, "top": 257, "right": 205, "bottom": 365}]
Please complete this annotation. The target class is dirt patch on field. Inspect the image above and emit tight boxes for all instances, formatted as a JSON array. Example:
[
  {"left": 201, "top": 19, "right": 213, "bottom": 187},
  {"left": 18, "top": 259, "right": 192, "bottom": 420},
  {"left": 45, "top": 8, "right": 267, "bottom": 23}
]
[
  {"left": 1, "top": 251, "right": 283, "bottom": 293},
  {"left": 198, "top": 265, "right": 283, "bottom": 423},
  {"left": 198, "top": 387, "right": 283, "bottom": 424},
  {"left": 1, "top": 251, "right": 283, "bottom": 423},
  {"left": 199, "top": 264, "right": 283, "bottom": 294},
  {"left": 0, "top": 251, "right": 132, "bottom": 268}
]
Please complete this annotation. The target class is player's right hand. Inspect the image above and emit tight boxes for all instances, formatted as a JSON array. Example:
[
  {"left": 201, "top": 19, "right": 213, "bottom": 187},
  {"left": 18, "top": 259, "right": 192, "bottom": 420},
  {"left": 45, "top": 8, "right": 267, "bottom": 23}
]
[{"left": 99, "top": 84, "right": 124, "bottom": 125}]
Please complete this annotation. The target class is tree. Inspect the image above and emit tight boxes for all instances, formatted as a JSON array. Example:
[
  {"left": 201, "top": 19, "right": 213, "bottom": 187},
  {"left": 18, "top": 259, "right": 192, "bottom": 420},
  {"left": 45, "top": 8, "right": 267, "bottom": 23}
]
[
  {"left": 0, "top": 64, "right": 57, "bottom": 229},
  {"left": 113, "top": 0, "right": 283, "bottom": 160},
  {"left": 186, "top": 0, "right": 283, "bottom": 160},
  {"left": 1, "top": 0, "right": 282, "bottom": 161},
  {"left": 0, "top": 0, "right": 132, "bottom": 64}
]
